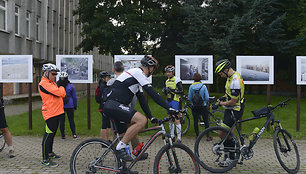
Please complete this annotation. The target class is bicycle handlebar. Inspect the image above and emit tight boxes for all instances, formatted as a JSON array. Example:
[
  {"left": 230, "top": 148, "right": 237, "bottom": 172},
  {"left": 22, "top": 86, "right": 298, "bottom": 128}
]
[{"left": 270, "top": 98, "right": 292, "bottom": 110}]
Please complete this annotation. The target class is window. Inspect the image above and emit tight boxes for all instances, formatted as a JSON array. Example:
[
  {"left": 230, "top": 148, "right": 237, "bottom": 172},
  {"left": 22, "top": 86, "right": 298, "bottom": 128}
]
[
  {"left": 0, "top": 0, "right": 7, "bottom": 30},
  {"left": 36, "top": 16, "right": 40, "bottom": 41},
  {"left": 26, "top": 11, "right": 30, "bottom": 38},
  {"left": 15, "top": 6, "right": 20, "bottom": 35}
]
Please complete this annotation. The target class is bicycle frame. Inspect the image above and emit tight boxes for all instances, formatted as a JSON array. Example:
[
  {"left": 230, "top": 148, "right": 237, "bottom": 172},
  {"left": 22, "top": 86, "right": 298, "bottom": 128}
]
[
  {"left": 224, "top": 105, "right": 283, "bottom": 154},
  {"left": 94, "top": 121, "right": 173, "bottom": 173}
]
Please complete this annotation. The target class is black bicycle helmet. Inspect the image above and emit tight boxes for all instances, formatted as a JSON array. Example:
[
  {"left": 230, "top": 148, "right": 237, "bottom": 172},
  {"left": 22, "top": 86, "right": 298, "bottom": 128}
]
[
  {"left": 214, "top": 59, "right": 231, "bottom": 73},
  {"left": 141, "top": 55, "right": 158, "bottom": 68},
  {"left": 99, "top": 71, "right": 110, "bottom": 78}
]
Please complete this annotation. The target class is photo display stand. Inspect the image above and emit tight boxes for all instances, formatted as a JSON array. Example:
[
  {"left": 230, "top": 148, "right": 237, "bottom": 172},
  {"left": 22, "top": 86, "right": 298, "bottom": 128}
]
[
  {"left": 0, "top": 55, "right": 33, "bottom": 129},
  {"left": 56, "top": 55, "right": 93, "bottom": 129},
  {"left": 236, "top": 56, "right": 274, "bottom": 130},
  {"left": 295, "top": 56, "right": 306, "bottom": 131}
]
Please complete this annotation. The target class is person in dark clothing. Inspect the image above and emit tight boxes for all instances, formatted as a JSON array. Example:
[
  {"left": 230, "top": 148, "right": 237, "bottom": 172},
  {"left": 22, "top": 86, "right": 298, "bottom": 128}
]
[
  {"left": 95, "top": 71, "right": 111, "bottom": 141},
  {"left": 57, "top": 72, "right": 78, "bottom": 140},
  {"left": 188, "top": 73, "right": 210, "bottom": 139}
]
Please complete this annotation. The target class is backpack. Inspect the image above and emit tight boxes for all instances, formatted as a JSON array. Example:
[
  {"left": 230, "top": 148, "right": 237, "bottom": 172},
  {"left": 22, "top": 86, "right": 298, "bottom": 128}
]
[{"left": 192, "top": 84, "right": 204, "bottom": 108}]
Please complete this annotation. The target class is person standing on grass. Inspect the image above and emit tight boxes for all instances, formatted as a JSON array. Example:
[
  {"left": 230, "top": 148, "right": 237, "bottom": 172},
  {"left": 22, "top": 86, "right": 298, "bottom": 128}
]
[
  {"left": 0, "top": 96, "right": 16, "bottom": 158},
  {"left": 95, "top": 71, "right": 111, "bottom": 141},
  {"left": 162, "top": 65, "right": 184, "bottom": 143},
  {"left": 39, "top": 63, "right": 66, "bottom": 167},
  {"left": 188, "top": 73, "right": 210, "bottom": 139},
  {"left": 57, "top": 72, "right": 78, "bottom": 140}
]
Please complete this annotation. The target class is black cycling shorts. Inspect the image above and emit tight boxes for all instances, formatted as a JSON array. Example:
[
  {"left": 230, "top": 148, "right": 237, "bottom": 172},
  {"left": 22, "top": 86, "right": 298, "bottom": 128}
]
[
  {"left": 0, "top": 107, "right": 8, "bottom": 129},
  {"left": 223, "top": 103, "right": 245, "bottom": 128},
  {"left": 103, "top": 100, "right": 136, "bottom": 125},
  {"left": 101, "top": 112, "right": 111, "bottom": 129}
]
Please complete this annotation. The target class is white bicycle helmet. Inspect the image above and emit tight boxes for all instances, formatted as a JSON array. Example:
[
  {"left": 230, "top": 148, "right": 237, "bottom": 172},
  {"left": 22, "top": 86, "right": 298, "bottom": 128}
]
[
  {"left": 59, "top": 71, "right": 68, "bottom": 78},
  {"left": 165, "top": 65, "right": 175, "bottom": 72},
  {"left": 42, "top": 63, "right": 59, "bottom": 72}
]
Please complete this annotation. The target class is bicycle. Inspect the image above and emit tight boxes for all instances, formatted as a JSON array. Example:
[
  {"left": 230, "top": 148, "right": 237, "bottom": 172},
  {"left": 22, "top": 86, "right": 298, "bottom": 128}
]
[
  {"left": 179, "top": 96, "right": 223, "bottom": 135},
  {"left": 70, "top": 116, "right": 200, "bottom": 174},
  {"left": 0, "top": 133, "right": 5, "bottom": 152},
  {"left": 194, "top": 98, "right": 300, "bottom": 173}
]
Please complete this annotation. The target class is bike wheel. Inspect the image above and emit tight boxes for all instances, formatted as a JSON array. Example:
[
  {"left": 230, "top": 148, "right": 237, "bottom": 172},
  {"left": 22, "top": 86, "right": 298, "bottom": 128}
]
[
  {"left": 0, "top": 133, "right": 5, "bottom": 152},
  {"left": 194, "top": 126, "right": 240, "bottom": 173},
  {"left": 273, "top": 129, "right": 300, "bottom": 174},
  {"left": 154, "top": 143, "right": 200, "bottom": 174},
  {"left": 70, "top": 138, "right": 120, "bottom": 174},
  {"left": 180, "top": 112, "right": 190, "bottom": 135}
]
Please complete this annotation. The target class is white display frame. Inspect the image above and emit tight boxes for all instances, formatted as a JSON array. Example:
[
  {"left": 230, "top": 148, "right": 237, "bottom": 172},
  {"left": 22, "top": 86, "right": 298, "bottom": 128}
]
[
  {"left": 56, "top": 55, "right": 93, "bottom": 83},
  {"left": 236, "top": 56, "right": 274, "bottom": 85},
  {"left": 175, "top": 55, "right": 213, "bottom": 84},
  {"left": 114, "top": 55, "right": 152, "bottom": 82},
  {"left": 296, "top": 56, "right": 306, "bottom": 85},
  {"left": 0, "top": 55, "right": 33, "bottom": 83}
]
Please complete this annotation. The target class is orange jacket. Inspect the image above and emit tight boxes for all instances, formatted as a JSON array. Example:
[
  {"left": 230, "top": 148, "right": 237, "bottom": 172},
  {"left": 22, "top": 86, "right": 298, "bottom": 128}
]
[{"left": 38, "top": 76, "right": 66, "bottom": 120}]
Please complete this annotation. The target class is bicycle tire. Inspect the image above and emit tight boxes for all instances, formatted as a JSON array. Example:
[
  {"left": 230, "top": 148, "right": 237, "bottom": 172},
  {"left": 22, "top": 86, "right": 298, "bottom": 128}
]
[
  {"left": 180, "top": 112, "right": 190, "bottom": 135},
  {"left": 153, "top": 143, "right": 200, "bottom": 174},
  {"left": 0, "top": 134, "right": 5, "bottom": 152},
  {"left": 70, "top": 138, "right": 120, "bottom": 174},
  {"left": 273, "top": 129, "right": 300, "bottom": 174},
  {"left": 194, "top": 126, "right": 240, "bottom": 173}
]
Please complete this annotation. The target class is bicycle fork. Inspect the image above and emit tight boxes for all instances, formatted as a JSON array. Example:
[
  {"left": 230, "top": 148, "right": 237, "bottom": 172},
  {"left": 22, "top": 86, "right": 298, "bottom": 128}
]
[{"left": 163, "top": 135, "right": 182, "bottom": 173}]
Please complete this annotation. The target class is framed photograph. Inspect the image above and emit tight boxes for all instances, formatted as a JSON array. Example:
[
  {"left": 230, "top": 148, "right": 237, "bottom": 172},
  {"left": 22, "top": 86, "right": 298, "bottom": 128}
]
[
  {"left": 114, "top": 55, "right": 152, "bottom": 82},
  {"left": 296, "top": 56, "right": 306, "bottom": 85},
  {"left": 56, "top": 55, "right": 93, "bottom": 83},
  {"left": 175, "top": 55, "right": 213, "bottom": 84},
  {"left": 236, "top": 56, "right": 274, "bottom": 85},
  {"left": 0, "top": 55, "right": 33, "bottom": 83}
]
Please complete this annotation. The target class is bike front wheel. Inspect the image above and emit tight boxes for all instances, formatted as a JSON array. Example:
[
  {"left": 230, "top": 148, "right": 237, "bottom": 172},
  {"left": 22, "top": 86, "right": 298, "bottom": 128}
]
[
  {"left": 154, "top": 143, "right": 200, "bottom": 174},
  {"left": 0, "top": 133, "right": 5, "bottom": 152},
  {"left": 273, "top": 129, "right": 300, "bottom": 174},
  {"left": 70, "top": 138, "right": 120, "bottom": 174},
  {"left": 194, "top": 126, "right": 240, "bottom": 173}
]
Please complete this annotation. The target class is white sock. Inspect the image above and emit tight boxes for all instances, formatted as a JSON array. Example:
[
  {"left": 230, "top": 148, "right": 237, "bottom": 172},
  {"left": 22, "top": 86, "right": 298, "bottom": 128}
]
[
  {"left": 169, "top": 123, "right": 175, "bottom": 138},
  {"left": 176, "top": 124, "right": 182, "bottom": 140},
  {"left": 116, "top": 141, "right": 127, "bottom": 150},
  {"left": 8, "top": 146, "right": 14, "bottom": 151}
]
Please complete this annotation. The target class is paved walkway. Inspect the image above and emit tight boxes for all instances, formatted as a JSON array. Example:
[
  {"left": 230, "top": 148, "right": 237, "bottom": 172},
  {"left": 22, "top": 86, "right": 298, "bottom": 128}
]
[{"left": 0, "top": 136, "right": 304, "bottom": 174}]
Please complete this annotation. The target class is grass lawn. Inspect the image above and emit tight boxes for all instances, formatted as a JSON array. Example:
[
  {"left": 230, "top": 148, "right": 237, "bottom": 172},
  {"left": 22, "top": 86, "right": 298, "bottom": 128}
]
[{"left": 6, "top": 91, "right": 306, "bottom": 140}]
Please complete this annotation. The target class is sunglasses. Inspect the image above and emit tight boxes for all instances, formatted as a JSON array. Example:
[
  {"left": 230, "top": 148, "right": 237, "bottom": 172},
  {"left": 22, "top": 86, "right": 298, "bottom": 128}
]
[{"left": 51, "top": 73, "right": 58, "bottom": 76}]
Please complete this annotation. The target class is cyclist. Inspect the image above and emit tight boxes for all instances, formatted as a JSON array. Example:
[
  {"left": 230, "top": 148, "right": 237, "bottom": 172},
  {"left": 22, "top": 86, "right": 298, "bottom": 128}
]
[
  {"left": 39, "top": 63, "right": 66, "bottom": 167},
  {"left": 0, "top": 96, "right": 16, "bottom": 158},
  {"left": 107, "top": 61, "right": 148, "bottom": 160},
  {"left": 214, "top": 59, "right": 245, "bottom": 167},
  {"left": 95, "top": 71, "right": 111, "bottom": 141},
  {"left": 162, "top": 65, "right": 184, "bottom": 143},
  {"left": 103, "top": 55, "right": 175, "bottom": 162},
  {"left": 57, "top": 72, "right": 78, "bottom": 140},
  {"left": 188, "top": 73, "right": 210, "bottom": 139}
]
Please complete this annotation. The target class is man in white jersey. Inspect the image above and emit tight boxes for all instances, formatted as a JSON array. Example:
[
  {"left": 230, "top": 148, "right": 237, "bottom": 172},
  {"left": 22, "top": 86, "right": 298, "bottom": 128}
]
[{"left": 103, "top": 55, "right": 176, "bottom": 162}]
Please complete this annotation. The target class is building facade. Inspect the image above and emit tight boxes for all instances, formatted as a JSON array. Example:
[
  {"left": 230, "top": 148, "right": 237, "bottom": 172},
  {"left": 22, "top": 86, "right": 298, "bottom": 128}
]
[{"left": 0, "top": 0, "right": 112, "bottom": 95}]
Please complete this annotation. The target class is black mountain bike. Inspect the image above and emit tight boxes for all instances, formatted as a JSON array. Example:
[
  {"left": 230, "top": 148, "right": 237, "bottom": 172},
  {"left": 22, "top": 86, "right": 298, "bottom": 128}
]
[
  {"left": 194, "top": 98, "right": 300, "bottom": 173},
  {"left": 0, "top": 133, "right": 5, "bottom": 152},
  {"left": 70, "top": 116, "right": 200, "bottom": 174},
  {"left": 180, "top": 96, "right": 223, "bottom": 135}
]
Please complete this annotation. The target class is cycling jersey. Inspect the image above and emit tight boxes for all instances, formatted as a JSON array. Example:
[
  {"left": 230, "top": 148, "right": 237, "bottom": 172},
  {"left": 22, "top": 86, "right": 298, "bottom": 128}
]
[
  {"left": 106, "top": 67, "right": 170, "bottom": 119},
  {"left": 39, "top": 77, "right": 66, "bottom": 120},
  {"left": 224, "top": 72, "right": 245, "bottom": 111},
  {"left": 165, "top": 76, "right": 183, "bottom": 102}
]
